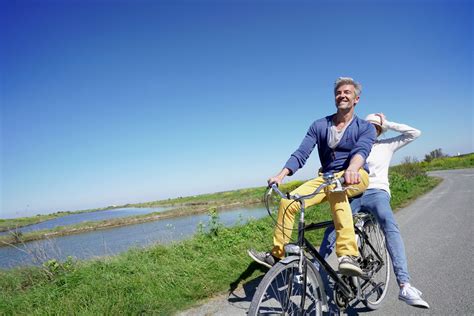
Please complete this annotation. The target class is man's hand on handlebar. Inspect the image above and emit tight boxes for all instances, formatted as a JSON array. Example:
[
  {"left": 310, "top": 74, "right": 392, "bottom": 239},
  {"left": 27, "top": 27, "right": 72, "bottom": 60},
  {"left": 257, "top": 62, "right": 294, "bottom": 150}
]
[
  {"left": 343, "top": 168, "right": 361, "bottom": 185},
  {"left": 268, "top": 168, "right": 291, "bottom": 187},
  {"left": 268, "top": 176, "right": 283, "bottom": 187}
]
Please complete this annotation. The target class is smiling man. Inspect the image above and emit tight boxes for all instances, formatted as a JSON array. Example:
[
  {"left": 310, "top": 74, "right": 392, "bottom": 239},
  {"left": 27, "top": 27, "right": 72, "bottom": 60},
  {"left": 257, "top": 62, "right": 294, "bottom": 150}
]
[{"left": 248, "top": 77, "right": 376, "bottom": 276}]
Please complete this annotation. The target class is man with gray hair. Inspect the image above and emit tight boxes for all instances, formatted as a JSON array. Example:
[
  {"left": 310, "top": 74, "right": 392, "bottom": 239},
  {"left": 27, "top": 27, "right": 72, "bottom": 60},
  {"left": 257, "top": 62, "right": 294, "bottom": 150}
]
[{"left": 249, "top": 77, "right": 376, "bottom": 276}]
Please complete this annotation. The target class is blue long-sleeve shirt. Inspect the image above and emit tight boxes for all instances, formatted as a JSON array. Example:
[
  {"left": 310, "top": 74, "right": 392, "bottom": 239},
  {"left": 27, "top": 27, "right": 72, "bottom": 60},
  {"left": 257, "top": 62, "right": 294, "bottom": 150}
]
[{"left": 284, "top": 114, "right": 376, "bottom": 175}]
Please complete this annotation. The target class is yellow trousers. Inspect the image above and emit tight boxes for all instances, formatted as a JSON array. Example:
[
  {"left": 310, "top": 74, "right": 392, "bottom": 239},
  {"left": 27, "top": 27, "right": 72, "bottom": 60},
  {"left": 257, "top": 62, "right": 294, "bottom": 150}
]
[{"left": 271, "top": 169, "right": 369, "bottom": 258}]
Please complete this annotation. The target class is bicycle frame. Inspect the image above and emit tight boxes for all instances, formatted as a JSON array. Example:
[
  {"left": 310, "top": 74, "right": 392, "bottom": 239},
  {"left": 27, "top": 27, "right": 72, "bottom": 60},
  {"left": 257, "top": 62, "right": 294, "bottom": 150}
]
[
  {"left": 275, "top": 178, "right": 357, "bottom": 296},
  {"left": 298, "top": 217, "right": 355, "bottom": 299},
  {"left": 270, "top": 175, "right": 387, "bottom": 308},
  {"left": 301, "top": 217, "right": 385, "bottom": 302}
]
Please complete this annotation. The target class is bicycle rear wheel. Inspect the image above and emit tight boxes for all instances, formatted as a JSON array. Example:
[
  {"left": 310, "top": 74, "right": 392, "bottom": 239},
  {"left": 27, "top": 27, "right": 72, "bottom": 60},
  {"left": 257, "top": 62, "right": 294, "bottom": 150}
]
[
  {"left": 248, "top": 257, "right": 325, "bottom": 315},
  {"left": 358, "top": 215, "right": 390, "bottom": 310}
]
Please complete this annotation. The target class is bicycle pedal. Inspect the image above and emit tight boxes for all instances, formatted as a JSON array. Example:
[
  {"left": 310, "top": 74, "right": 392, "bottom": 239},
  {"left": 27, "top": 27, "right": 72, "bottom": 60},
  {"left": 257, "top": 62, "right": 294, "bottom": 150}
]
[{"left": 358, "top": 272, "right": 371, "bottom": 280}]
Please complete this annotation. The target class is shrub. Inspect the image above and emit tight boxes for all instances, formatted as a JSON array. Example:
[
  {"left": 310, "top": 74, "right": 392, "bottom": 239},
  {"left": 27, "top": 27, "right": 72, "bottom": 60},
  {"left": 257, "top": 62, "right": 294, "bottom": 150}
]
[
  {"left": 390, "top": 156, "right": 426, "bottom": 178},
  {"left": 424, "top": 148, "right": 448, "bottom": 162}
]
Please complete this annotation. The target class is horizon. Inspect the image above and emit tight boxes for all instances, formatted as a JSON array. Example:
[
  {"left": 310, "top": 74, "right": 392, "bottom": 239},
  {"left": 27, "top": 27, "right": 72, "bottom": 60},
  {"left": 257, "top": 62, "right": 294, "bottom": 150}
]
[
  {"left": 2, "top": 0, "right": 473, "bottom": 218},
  {"left": 3, "top": 151, "right": 472, "bottom": 219}
]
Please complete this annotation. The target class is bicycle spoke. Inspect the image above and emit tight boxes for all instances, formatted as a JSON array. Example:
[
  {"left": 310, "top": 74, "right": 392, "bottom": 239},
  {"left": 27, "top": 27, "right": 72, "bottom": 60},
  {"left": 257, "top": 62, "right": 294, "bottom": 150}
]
[
  {"left": 249, "top": 259, "right": 324, "bottom": 315},
  {"left": 357, "top": 216, "right": 390, "bottom": 310}
]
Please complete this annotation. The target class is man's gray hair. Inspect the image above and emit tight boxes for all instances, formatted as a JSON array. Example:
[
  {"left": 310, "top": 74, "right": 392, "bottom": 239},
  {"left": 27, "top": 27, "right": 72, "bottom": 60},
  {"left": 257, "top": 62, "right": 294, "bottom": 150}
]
[{"left": 334, "top": 77, "right": 362, "bottom": 97}]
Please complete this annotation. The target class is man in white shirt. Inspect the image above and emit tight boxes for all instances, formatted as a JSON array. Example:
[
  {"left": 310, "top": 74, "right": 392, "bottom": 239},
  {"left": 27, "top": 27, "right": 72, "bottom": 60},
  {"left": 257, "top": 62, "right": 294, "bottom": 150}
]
[{"left": 318, "top": 113, "right": 430, "bottom": 308}]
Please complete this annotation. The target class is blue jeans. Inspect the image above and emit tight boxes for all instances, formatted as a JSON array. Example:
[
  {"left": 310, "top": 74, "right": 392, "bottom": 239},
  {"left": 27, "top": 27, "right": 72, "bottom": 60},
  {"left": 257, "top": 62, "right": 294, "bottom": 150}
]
[{"left": 318, "top": 189, "right": 410, "bottom": 285}]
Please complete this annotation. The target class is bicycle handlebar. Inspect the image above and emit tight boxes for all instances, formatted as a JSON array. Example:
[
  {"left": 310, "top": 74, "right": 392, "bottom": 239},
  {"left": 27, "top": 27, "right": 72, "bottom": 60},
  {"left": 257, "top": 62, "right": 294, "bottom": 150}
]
[{"left": 268, "top": 172, "right": 346, "bottom": 202}]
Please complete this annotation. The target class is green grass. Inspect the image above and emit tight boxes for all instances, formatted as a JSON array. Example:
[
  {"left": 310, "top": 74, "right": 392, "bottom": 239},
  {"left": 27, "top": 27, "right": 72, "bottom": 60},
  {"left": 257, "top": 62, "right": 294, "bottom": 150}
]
[
  {"left": 389, "top": 172, "right": 441, "bottom": 210},
  {"left": 127, "top": 180, "right": 306, "bottom": 209},
  {"left": 390, "top": 153, "right": 474, "bottom": 177},
  {"left": 420, "top": 152, "right": 474, "bottom": 171},
  {"left": 0, "top": 213, "right": 68, "bottom": 232},
  {"left": 0, "top": 206, "right": 128, "bottom": 232},
  {"left": 0, "top": 173, "right": 442, "bottom": 315}
]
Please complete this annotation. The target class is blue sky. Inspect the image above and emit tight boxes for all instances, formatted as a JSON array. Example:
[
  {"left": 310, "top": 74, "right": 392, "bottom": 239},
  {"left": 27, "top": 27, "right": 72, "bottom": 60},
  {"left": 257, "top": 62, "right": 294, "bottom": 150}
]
[{"left": 1, "top": 0, "right": 472, "bottom": 218}]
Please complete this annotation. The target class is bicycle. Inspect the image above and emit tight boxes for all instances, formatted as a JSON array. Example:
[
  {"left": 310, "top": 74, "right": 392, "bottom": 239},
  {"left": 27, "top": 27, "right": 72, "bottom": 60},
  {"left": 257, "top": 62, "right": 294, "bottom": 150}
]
[{"left": 248, "top": 173, "right": 390, "bottom": 315}]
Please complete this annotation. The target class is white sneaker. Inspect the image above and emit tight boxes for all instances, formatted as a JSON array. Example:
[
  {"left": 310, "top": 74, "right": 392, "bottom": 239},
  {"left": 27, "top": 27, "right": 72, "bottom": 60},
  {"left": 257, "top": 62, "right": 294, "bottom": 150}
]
[{"left": 399, "top": 283, "right": 430, "bottom": 309}]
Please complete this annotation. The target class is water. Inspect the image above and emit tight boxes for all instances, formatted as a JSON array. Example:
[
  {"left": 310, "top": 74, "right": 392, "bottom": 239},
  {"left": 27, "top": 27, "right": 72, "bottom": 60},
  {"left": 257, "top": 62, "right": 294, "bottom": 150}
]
[
  {"left": 0, "top": 206, "right": 268, "bottom": 269},
  {"left": 0, "top": 207, "right": 172, "bottom": 236}
]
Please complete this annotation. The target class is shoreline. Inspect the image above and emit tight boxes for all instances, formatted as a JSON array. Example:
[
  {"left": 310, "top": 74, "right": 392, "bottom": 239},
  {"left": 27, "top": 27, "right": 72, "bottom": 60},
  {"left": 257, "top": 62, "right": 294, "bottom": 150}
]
[
  {"left": 0, "top": 206, "right": 138, "bottom": 233},
  {"left": 0, "top": 200, "right": 263, "bottom": 247}
]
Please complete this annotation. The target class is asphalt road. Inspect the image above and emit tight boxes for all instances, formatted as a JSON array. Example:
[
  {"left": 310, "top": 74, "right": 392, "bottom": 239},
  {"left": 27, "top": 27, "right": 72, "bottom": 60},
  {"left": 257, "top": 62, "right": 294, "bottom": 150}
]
[{"left": 178, "top": 168, "right": 474, "bottom": 316}]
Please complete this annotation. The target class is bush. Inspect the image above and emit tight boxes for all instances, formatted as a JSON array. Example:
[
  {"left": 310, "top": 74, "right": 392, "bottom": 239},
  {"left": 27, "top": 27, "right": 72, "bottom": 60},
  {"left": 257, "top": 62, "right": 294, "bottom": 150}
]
[
  {"left": 390, "top": 156, "right": 426, "bottom": 178},
  {"left": 424, "top": 148, "right": 448, "bottom": 162}
]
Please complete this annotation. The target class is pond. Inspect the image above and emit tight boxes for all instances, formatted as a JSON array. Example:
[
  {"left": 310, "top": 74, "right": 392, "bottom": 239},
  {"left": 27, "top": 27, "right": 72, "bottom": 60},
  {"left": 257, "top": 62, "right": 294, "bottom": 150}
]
[{"left": 0, "top": 205, "right": 269, "bottom": 269}]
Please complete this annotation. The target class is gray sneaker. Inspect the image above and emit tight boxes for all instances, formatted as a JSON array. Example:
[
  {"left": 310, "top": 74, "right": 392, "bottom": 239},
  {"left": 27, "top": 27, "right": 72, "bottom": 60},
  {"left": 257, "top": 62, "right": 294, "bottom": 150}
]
[
  {"left": 247, "top": 249, "right": 279, "bottom": 268},
  {"left": 338, "top": 256, "right": 363, "bottom": 276},
  {"left": 399, "top": 283, "right": 430, "bottom": 309}
]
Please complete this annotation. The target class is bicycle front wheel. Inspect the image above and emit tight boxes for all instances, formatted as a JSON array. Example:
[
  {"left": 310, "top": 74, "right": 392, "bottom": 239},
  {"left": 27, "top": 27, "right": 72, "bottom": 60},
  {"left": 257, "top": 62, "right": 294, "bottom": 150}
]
[
  {"left": 359, "top": 216, "right": 391, "bottom": 310},
  {"left": 248, "top": 257, "right": 324, "bottom": 315}
]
